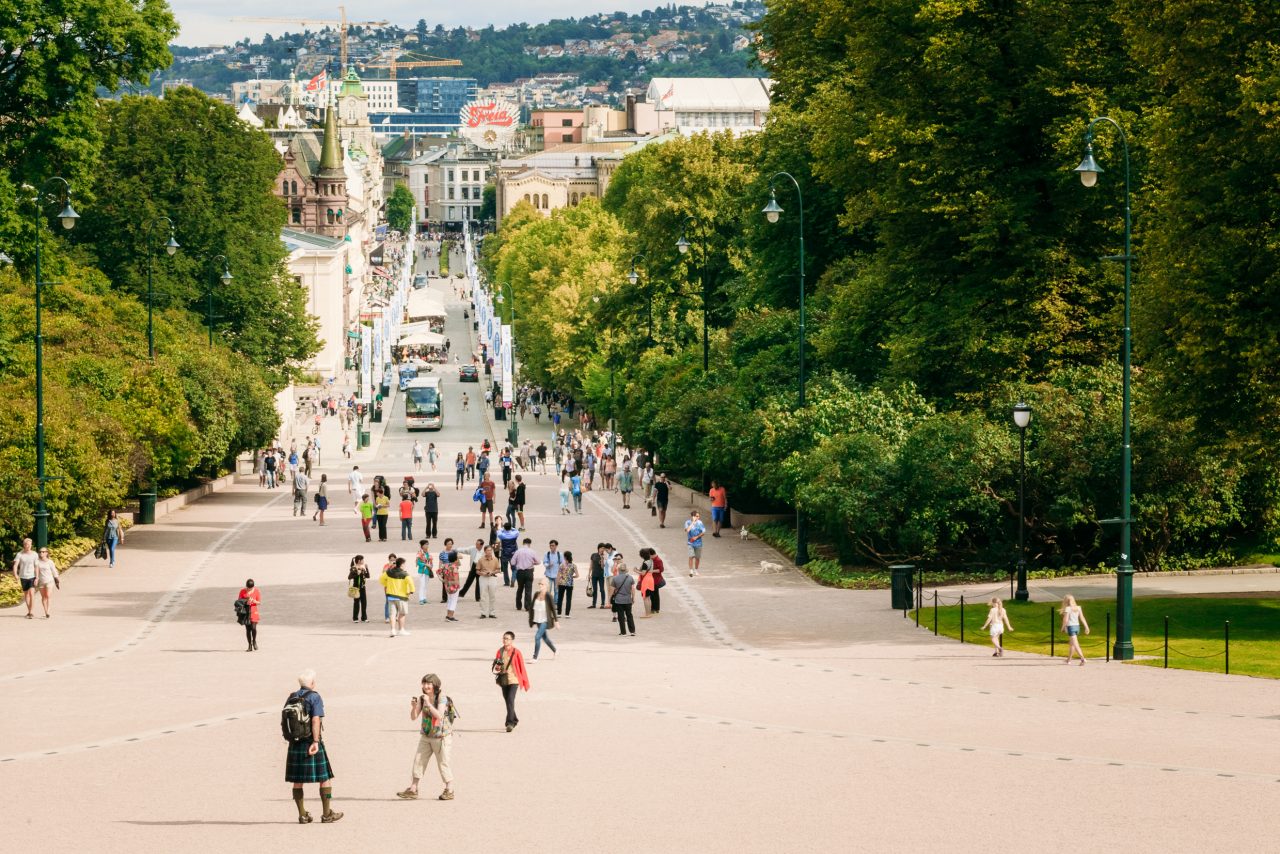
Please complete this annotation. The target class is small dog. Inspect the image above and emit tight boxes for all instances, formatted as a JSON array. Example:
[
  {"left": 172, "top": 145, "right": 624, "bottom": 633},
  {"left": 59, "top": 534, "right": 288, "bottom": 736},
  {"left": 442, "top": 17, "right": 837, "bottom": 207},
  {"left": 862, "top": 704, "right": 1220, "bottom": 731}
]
[
  {"left": 739, "top": 525, "right": 751, "bottom": 541},
  {"left": 760, "top": 560, "right": 784, "bottom": 574}
]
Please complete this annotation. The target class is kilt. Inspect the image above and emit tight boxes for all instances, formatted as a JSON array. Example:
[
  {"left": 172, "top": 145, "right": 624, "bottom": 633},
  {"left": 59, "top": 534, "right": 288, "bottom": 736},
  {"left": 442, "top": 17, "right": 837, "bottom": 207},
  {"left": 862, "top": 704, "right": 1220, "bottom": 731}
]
[{"left": 285, "top": 740, "right": 335, "bottom": 783}]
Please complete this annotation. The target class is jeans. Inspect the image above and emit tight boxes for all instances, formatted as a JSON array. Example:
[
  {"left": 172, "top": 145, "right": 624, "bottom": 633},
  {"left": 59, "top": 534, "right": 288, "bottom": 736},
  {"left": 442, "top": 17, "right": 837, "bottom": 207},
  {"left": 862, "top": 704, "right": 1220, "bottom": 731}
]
[
  {"left": 505, "top": 502, "right": 517, "bottom": 526},
  {"left": 544, "top": 576, "right": 560, "bottom": 605},
  {"left": 384, "top": 594, "right": 391, "bottom": 621},
  {"left": 266, "top": 469, "right": 276, "bottom": 488},
  {"left": 400, "top": 518, "right": 413, "bottom": 540},
  {"left": 500, "top": 554, "right": 512, "bottom": 586},
  {"left": 502, "top": 684, "right": 519, "bottom": 727},
  {"left": 572, "top": 493, "right": 582, "bottom": 512},
  {"left": 456, "top": 470, "right": 465, "bottom": 488},
  {"left": 425, "top": 511, "right": 438, "bottom": 538},
  {"left": 479, "top": 575, "right": 500, "bottom": 617},
  {"left": 615, "top": 603, "right": 635, "bottom": 635},
  {"left": 376, "top": 515, "right": 388, "bottom": 540},
  {"left": 351, "top": 587, "right": 367, "bottom": 621},
  {"left": 649, "top": 587, "right": 661, "bottom": 614},
  {"left": 514, "top": 570, "right": 534, "bottom": 610},
  {"left": 590, "top": 575, "right": 606, "bottom": 607},
  {"left": 533, "top": 622, "right": 556, "bottom": 658},
  {"left": 106, "top": 536, "right": 118, "bottom": 566},
  {"left": 557, "top": 585, "right": 573, "bottom": 616},
  {"left": 466, "top": 464, "right": 475, "bottom": 480}
]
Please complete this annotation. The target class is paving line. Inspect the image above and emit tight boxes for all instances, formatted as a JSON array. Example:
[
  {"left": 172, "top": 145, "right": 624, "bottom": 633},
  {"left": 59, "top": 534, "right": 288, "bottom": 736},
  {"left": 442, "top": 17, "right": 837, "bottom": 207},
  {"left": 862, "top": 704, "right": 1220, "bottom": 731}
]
[{"left": 0, "top": 488, "right": 288, "bottom": 685}]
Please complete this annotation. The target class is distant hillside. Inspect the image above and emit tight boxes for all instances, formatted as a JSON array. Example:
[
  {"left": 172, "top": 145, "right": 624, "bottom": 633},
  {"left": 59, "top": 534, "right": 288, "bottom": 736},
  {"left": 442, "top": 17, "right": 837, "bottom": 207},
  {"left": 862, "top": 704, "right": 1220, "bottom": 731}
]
[{"left": 157, "top": 2, "right": 766, "bottom": 99}]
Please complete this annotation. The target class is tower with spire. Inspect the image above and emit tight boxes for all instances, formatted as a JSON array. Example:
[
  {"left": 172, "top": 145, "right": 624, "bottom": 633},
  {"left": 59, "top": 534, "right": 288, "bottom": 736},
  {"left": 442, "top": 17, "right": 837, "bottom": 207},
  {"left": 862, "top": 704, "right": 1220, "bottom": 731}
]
[{"left": 314, "top": 92, "right": 348, "bottom": 238}]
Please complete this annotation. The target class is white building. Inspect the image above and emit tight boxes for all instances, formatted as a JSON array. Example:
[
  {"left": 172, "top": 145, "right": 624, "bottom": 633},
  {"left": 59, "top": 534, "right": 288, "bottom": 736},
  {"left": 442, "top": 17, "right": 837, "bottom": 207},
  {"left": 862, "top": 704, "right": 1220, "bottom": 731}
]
[
  {"left": 646, "top": 77, "right": 774, "bottom": 137},
  {"left": 282, "top": 228, "right": 348, "bottom": 378},
  {"left": 407, "top": 145, "right": 491, "bottom": 226}
]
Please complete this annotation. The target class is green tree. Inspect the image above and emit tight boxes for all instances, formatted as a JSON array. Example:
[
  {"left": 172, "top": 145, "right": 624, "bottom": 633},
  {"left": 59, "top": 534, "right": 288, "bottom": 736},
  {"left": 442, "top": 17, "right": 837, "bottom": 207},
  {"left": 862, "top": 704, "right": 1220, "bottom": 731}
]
[
  {"left": 73, "top": 88, "right": 317, "bottom": 384},
  {"left": 386, "top": 184, "right": 415, "bottom": 233}
]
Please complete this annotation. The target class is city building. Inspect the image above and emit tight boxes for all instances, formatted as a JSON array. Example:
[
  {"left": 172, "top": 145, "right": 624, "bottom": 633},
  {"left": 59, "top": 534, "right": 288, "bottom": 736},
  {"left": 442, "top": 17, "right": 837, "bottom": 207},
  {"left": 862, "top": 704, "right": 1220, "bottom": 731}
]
[
  {"left": 282, "top": 228, "right": 348, "bottom": 378},
  {"left": 369, "top": 76, "right": 479, "bottom": 139},
  {"left": 407, "top": 144, "right": 491, "bottom": 227},
  {"left": 529, "top": 109, "right": 585, "bottom": 148},
  {"left": 647, "top": 77, "right": 774, "bottom": 137},
  {"left": 232, "top": 78, "right": 289, "bottom": 105}
]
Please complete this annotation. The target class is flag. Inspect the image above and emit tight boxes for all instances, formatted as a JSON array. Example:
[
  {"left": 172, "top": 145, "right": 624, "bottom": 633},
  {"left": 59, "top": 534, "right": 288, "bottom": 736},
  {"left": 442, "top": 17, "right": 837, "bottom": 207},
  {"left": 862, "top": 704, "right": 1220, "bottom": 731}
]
[
  {"left": 660, "top": 83, "right": 674, "bottom": 109},
  {"left": 306, "top": 70, "right": 327, "bottom": 92}
]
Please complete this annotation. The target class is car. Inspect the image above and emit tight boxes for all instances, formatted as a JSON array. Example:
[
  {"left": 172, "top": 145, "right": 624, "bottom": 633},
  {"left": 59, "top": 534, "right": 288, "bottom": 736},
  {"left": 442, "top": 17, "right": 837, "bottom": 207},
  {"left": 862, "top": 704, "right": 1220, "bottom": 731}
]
[
  {"left": 412, "top": 274, "right": 428, "bottom": 289},
  {"left": 459, "top": 364, "right": 479, "bottom": 382}
]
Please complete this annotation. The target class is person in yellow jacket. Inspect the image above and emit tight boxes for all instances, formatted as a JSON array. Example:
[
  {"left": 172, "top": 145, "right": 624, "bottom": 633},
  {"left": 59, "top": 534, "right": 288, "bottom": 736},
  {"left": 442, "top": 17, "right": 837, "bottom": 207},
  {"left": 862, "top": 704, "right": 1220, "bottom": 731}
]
[{"left": 381, "top": 557, "right": 416, "bottom": 637}]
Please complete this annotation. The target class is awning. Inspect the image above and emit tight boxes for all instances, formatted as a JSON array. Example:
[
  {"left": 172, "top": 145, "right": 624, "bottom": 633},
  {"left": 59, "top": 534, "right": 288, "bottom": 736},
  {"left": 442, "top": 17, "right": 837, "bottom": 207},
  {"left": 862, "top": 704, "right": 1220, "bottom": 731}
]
[
  {"left": 407, "top": 289, "right": 447, "bottom": 318},
  {"left": 399, "top": 331, "right": 446, "bottom": 347}
]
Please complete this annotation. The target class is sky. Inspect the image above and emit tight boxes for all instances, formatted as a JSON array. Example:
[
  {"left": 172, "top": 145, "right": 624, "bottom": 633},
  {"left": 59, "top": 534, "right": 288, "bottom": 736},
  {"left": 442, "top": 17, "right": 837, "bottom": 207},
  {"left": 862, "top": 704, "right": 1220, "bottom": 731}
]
[{"left": 170, "top": 1, "right": 693, "bottom": 45}]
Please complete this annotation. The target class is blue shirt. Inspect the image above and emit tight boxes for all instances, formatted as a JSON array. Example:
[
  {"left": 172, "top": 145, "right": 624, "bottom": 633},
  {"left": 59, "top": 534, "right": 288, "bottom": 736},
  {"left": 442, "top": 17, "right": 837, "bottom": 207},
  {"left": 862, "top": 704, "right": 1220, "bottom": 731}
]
[
  {"left": 497, "top": 528, "right": 519, "bottom": 558},
  {"left": 570, "top": 475, "right": 582, "bottom": 495},
  {"left": 293, "top": 688, "right": 324, "bottom": 719},
  {"left": 544, "top": 551, "right": 562, "bottom": 579},
  {"left": 686, "top": 519, "right": 706, "bottom": 548}
]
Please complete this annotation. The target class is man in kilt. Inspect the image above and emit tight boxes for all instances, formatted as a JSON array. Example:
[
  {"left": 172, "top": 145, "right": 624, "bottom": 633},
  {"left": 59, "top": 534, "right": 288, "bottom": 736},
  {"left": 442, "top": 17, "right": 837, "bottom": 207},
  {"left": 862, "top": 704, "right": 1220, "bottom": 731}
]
[{"left": 286, "top": 670, "right": 344, "bottom": 824}]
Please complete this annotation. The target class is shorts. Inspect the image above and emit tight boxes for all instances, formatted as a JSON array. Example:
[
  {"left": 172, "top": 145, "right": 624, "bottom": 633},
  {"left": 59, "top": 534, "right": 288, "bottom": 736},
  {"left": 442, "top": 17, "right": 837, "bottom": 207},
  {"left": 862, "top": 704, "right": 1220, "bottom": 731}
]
[
  {"left": 20, "top": 577, "right": 36, "bottom": 591},
  {"left": 989, "top": 627, "right": 1003, "bottom": 638},
  {"left": 711, "top": 507, "right": 726, "bottom": 523},
  {"left": 687, "top": 545, "right": 703, "bottom": 559},
  {"left": 1066, "top": 625, "right": 1080, "bottom": 637},
  {"left": 389, "top": 598, "right": 408, "bottom": 617},
  {"left": 480, "top": 500, "right": 492, "bottom": 511}
]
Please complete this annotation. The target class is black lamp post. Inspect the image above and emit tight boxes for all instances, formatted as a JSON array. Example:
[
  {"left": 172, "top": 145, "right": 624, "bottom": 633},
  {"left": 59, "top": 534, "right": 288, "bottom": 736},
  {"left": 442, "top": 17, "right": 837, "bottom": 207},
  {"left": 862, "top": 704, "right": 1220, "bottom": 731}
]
[
  {"left": 496, "top": 282, "right": 518, "bottom": 444},
  {"left": 1073, "top": 116, "right": 1135, "bottom": 661},
  {"left": 762, "top": 172, "right": 809, "bottom": 566},
  {"left": 208, "top": 255, "right": 232, "bottom": 348},
  {"left": 627, "top": 252, "right": 653, "bottom": 347},
  {"left": 1012, "top": 402, "right": 1032, "bottom": 600},
  {"left": 675, "top": 217, "right": 709, "bottom": 374},
  {"left": 28, "top": 179, "right": 79, "bottom": 548},
  {"left": 143, "top": 217, "right": 179, "bottom": 360}
]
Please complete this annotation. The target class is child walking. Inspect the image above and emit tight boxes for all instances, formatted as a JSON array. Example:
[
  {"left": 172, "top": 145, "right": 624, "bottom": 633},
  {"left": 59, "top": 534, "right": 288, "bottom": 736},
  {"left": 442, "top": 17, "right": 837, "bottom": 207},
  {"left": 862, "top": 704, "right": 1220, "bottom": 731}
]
[
  {"left": 980, "top": 597, "right": 1013, "bottom": 656},
  {"left": 1060, "top": 594, "right": 1090, "bottom": 665}
]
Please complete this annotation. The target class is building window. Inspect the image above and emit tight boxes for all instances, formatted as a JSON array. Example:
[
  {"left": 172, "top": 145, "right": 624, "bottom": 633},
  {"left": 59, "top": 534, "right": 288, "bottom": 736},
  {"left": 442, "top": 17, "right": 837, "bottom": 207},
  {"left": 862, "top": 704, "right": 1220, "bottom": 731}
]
[
  {"left": 562, "top": 133, "right": 573, "bottom": 142},
  {"left": 571, "top": 192, "right": 578, "bottom": 205},
  {"left": 461, "top": 187, "right": 469, "bottom": 200},
  {"left": 561, "top": 119, "right": 573, "bottom": 127},
  {"left": 541, "top": 193, "right": 549, "bottom": 209},
  {"left": 326, "top": 208, "right": 335, "bottom": 224},
  {"left": 291, "top": 181, "right": 298, "bottom": 195},
  {"left": 447, "top": 170, "right": 454, "bottom": 182},
  {"left": 292, "top": 208, "right": 302, "bottom": 224},
  {"left": 524, "top": 193, "right": 530, "bottom": 203},
  {"left": 282, "top": 180, "right": 289, "bottom": 195},
  {"left": 448, "top": 187, "right": 455, "bottom": 200}
]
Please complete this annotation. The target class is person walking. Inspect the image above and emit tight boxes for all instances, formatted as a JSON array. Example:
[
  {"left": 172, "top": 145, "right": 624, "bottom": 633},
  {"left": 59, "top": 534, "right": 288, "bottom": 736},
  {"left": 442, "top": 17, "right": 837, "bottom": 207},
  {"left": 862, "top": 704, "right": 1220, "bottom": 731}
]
[
  {"left": 684, "top": 510, "right": 706, "bottom": 577},
  {"left": 527, "top": 580, "right": 558, "bottom": 661},
  {"left": 637, "top": 555, "right": 656, "bottom": 618},
  {"left": 358, "top": 493, "right": 374, "bottom": 543},
  {"left": 492, "top": 631, "right": 530, "bottom": 732},
  {"left": 556, "top": 550, "right": 578, "bottom": 617},
  {"left": 263, "top": 449, "right": 278, "bottom": 488},
  {"left": 421, "top": 482, "right": 440, "bottom": 539},
  {"left": 570, "top": 472, "right": 583, "bottom": 514},
  {"left": 397, "top": 674, "right": 456, "bottom": 801},
  {"left": 12, "top": 538, "right": 38, "bottom": 619},
  {"left": 237, "top": 578, "right": 261, "bottom": 651},
  {"left": 459, "top": 537, "right": 484, "bottom": 602},
  {"left": 981, "top": 597, "right": 1014, "bottom": 657},
  {"left": 478, "top": 473, "right": 496, "bottom": 528},
  {"left": 504, "top": 478, "right": 519, "bottom": 528},
  {"left": 348, "top": 465, "right": 364, "bottom": 511},
  {"left": 475, "top": 545, "right": 501, "bottom": 618},
  {"left": 381, "top": 557, "right": 415, "bottom": 637},
  {"left": 103, "top": 509, "right": 125, "bottom": 567},
  {"left": 375, "top": 489, "right": 391, "bottom": 541},
  {"left": 455, "top": 453, "right": 466, "bottom": 489},
  {"left": 610, "top": 553, "right": 636, "bottom": 636},
  {"left": 653, "top": 473, "right": 670, "bottom": 527},
  {"left": 313, "top": 474, "right": 329, "bottom": 525},
  {"left": 511, "top": 536, "right": 539, "bottom": 611},
  {"left": 587, "top": 543, "right": 607, "bottom": 610},
  {"left": 708, "top": 480, "right": 728, "bottom": 537},
  {"left": 439, "top": 540, "right": 461, "bottom": 622},
  {"left": 399, "top": 493, "right": 414, "bottom": 541},
  {"left": 284, "top": 669, "right": 343, "bottom": 824},
  {"left": 543, "top": 540, "right": 563, "bottom": 609},
  {"left": 412, "top": 440, "right": 424, "bottom": 472},
  {"left": 1061, "top": 594, "right": 1090, "bottom": 665},
  {"left": 427, "top": 442, "right": 438, "bottom": 472},
  {"left": 31, "top": 546, "right": 59, "bottom": 619},
  {"left": 558, "top": 478, "right": 570, "bottom": 515},
  {"left": 292, "top": 468, "right": 309, "bottom": 517},
  {"left": 415, "top": 540, "right": 433, "bottom": 604},
  {"left": 618, "top": 465, "right": 633, "bottom": 509},
  {"left": 648, "top": 548, "right": 665, "bottom": 616},
  {"left": 348, "top": 555, "right": 369, "bottom": 622},
  {"left": 465, "top": 447, "right": 476, "bottom": 481},
  {"left": 497, "top": 520, "right": 519, "bottom": 588}
]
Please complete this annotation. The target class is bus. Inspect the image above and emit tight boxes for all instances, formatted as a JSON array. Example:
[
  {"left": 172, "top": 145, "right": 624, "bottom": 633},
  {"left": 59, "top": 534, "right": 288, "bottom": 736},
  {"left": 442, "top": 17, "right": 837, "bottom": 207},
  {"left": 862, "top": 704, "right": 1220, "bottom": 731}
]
[{"left": 404, "top": 376, "right": 444, "bottom": 430}]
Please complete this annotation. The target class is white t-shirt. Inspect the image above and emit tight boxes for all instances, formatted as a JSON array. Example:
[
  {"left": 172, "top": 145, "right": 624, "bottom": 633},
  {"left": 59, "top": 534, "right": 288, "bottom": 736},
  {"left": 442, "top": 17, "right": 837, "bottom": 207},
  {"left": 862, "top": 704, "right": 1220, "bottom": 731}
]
[
  {"left": 13, "top": 550, "right": 37, "bottom": 579},
  {"left": 34, "top": 558, "right": 58, "bottom": 586},
  {"left": 348, "top": 472, "right": 364, "bottom": 494}
]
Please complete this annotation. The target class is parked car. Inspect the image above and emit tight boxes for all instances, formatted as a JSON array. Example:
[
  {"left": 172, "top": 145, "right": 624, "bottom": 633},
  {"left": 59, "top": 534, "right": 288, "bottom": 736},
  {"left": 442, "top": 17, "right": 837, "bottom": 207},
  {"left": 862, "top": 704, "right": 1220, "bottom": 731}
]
[
  {"left": 413, "top": 274, "right": 428, "bottom": 289},
  {"left": 459, "top": 364, "right": 479, "bottom": 383}
]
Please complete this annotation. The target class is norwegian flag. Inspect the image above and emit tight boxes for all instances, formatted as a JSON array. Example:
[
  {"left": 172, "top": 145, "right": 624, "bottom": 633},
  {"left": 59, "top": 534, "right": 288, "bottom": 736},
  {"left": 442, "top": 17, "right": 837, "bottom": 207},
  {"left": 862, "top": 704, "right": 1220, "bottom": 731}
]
[
  {"left": 660, "top": 83, "right": 675, "bottom": 108},
  {"left": 306, "top": 70, "right": 327, "bottom": 92}
]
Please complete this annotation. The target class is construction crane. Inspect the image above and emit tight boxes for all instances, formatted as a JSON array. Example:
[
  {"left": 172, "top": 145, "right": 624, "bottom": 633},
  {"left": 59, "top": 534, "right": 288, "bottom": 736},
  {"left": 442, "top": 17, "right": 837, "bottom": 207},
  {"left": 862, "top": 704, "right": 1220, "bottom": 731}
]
[
  {"left": 233, "top": 6, "right": 390, "bottom": 70},
  {"left": 360, "top": 51, "right": 462, "bottom": 80}
]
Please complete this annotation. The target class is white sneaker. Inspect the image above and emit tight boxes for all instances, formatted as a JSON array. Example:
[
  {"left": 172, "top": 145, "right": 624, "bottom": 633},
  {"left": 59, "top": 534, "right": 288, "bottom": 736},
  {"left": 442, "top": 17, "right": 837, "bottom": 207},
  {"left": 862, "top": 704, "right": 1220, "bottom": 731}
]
[
  {"left": 390, "top": 629, "right": 397, "bottom": 637},
  {"left": 399, "top": 629, "right": 411, "bottom": 636},
  {"left": 528, "top": 658, "right": 538, "bottom": 664}
]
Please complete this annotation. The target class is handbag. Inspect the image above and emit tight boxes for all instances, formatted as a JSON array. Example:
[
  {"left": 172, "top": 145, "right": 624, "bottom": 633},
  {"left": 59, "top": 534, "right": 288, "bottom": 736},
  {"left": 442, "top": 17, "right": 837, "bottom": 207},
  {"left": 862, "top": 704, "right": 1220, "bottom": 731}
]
[
  {"left": 347, "top": 585, "right": 361, "bottom": 599},
  {"left": 94, "top": 543, "right": 107, "bottom": 560}
]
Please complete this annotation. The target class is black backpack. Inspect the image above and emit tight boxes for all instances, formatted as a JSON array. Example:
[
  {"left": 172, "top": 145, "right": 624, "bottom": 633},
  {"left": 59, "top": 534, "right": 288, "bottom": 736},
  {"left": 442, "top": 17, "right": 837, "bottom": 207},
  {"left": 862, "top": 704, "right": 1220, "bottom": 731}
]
[{"left": 281, "top": 690, "right": 313, "bottom": 742}]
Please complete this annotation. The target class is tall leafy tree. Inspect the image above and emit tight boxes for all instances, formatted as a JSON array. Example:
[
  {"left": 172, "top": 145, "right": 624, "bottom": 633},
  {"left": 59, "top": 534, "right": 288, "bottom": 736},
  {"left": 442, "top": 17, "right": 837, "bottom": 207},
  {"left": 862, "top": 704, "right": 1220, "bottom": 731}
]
[
  {"left": 74, "top": 88, "right": 317, "bottom": 383},
  {"left": 386, "top": 184, "right": 415, "bottom": 233}
]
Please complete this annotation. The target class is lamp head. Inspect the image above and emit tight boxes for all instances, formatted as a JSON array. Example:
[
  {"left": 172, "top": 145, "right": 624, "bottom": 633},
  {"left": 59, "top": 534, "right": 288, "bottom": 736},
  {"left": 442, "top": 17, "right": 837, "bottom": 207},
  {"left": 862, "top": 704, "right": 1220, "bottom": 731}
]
[
  {"left": 1013, "top": 402, "right": 1032, "bottom": 430},
  {"left": 627, "top": 269, "right": 639, "bottom": 286},
  {"left": 58, "top": 203, "right": 80, "bottom": 231},
  {"left": 0, "top": 251, "right": 12, "bottom": 266},
  {"left": 165, "top": 235, "right": 180, "bottom": 256},
  {"left": 676, "top": 235, "right": 690, "bottom": 255},
  {"left": 496, "top": 292, "right": 505, "bottom": 304},
  {"left": 1073, "top": 143, "right": 1102, "bottom": 188},
  {"left": 762, "top": 190, "right": 783, "bottom": 224},
  {"left": 221, "top": 268, "right": 234, "bottom": 285}
]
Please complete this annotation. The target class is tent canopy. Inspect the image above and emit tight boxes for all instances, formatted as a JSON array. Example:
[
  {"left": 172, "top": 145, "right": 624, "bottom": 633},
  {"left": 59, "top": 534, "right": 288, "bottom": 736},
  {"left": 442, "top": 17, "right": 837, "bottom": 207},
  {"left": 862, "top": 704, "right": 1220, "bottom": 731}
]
[
  {"left": 399, "top": 330, "right": 446, "bottom": 347},
  {"left": 407, "top": 289, "right": 446, "bottom": 319}
]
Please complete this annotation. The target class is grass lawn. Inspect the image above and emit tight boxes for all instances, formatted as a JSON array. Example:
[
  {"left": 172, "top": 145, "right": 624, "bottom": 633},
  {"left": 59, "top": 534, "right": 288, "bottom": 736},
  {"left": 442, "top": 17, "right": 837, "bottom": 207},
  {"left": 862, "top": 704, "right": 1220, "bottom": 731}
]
[{"left": 910, "top": 596, "right": 1280, "bottom": 679}]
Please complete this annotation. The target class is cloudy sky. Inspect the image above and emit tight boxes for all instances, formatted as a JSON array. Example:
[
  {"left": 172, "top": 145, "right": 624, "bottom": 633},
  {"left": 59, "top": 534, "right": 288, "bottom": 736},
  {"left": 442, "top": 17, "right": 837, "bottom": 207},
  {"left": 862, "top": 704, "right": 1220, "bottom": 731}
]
[{"left": 170, "top": 1, "right": 689, "bottom": 45}]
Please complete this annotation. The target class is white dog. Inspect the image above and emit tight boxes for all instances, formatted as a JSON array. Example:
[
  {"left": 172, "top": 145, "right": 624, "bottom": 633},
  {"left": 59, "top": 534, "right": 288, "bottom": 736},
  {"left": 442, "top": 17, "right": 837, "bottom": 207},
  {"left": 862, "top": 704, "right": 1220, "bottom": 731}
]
[
  {"left": 760, "top": 560, "right": 784, "bottom": 574},
  {"left": 739, "top": 525, "right": 751, "bottom": 541}
]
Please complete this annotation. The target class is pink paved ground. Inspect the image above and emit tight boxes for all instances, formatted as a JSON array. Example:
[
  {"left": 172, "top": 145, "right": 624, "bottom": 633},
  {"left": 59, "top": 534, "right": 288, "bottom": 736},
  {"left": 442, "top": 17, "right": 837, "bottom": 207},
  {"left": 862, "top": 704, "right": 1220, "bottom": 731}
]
[{"left": 3, "top": 282, "right": 1277, "bottom": 853}]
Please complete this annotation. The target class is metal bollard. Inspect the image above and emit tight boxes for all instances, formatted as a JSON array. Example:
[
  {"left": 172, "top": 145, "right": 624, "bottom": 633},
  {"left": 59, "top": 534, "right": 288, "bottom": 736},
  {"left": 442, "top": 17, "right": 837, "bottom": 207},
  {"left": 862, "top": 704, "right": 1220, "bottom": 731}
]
[
  {"left": 1164, "top": 616, "right": 1169, "bottom": 669},
  {"left": 1106, "top": 612, "right": 1111, "bottom": 663},
  {"left": 933, "top": 590, "right": 938, "bottom": 636},
  {"left": 1050, "top": 607, "right": 1055, "bottom": 658},
  {"left": 1225, "top": 620, "right": 1230, "bottom": 675},
  {"left": 960, "top": 595, "right": 965, "bottom": 644},
  {"left": 915, "top": 585, "right": 920, "bottom": 628}
]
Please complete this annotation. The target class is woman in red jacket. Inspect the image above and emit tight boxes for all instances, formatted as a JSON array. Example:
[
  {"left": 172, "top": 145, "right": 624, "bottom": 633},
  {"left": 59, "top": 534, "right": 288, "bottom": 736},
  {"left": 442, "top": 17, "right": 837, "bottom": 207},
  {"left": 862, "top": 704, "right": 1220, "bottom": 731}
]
[
  {"left": 238, "top": 578, "right": 261, "bottom": 651},
  {"left": 641, "top": 548, "right": 665, "bottom": 616},
  {"left": 492, "top": 631, "right": 530, "bottom": 732}
]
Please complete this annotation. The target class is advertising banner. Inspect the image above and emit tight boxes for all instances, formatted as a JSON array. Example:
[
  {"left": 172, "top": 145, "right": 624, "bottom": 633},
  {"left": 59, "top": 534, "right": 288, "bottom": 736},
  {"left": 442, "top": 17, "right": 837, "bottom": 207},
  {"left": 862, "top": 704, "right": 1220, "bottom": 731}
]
[
  {"left": 501, "top": 324, "right": 514, "bottom": 407},
  {"left": 361, "top": 331, "right": 372, "bottom": 401}
]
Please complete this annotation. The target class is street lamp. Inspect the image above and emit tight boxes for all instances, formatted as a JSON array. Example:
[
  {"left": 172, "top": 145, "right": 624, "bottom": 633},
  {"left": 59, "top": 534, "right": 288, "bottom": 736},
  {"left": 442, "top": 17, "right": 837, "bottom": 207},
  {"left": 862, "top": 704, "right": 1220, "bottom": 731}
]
[
  {"left": 208, "top": 255, "right": 232, "bottom": 348},
  {"left": 762, "top": 172, "right": 809, "bottom": 566},
  {"left": 1074, "top": 115, "right": 1136, "bottom": 661},
  {"left": 628, "top": 252, "right": 653, "bottom": 346},
  {"left": 496, "top": 282, "right": 518, "bottom": 443},
  {"left": 1012, "top": 402, "right": 1032, "bottom": 601},
  {"left": 143, "top": 217, "right": 179, "bottom": 360},
  {"left": 29, "top": 178, "right": 80, "bottom": 548},
  {"left": 675, "top": 218, "right": 709, "bottom": 373}
]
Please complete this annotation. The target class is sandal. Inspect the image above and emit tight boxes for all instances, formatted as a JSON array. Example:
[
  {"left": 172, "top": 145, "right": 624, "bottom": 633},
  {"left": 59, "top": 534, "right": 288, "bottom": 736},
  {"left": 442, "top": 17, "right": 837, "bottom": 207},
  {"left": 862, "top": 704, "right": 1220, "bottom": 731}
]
[
  {"left": 396, "top": 789, "right": 418, "bottom": 799},
  {"left": 438, "top": 790, "right": 454, "bottom": 801},
  {"left": 298, "top": 812, "right": 314, "bottom": 824}
]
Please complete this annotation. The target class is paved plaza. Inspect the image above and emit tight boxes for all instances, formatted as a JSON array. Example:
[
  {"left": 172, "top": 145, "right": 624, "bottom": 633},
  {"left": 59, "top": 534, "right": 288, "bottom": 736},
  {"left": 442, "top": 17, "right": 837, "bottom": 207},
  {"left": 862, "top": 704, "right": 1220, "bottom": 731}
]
[{"left": 3, "top": 277, "right": 1277, "bottom": 853}]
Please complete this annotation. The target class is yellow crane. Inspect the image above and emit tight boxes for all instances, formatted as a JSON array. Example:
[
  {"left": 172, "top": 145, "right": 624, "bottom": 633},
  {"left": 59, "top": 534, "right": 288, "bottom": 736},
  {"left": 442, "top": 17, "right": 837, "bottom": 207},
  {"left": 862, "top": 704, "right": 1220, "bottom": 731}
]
[
  {"left": 360, "top": 51, "right": 462, "bottom": 80},
  {"left": 233, "top": 6, "right": 390, "bottom": 70}
]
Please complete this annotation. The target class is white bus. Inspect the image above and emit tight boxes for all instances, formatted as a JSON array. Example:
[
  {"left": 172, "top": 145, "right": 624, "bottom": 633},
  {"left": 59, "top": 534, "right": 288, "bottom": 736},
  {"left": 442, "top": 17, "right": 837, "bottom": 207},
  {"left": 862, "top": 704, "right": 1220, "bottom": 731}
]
[{"left": 404, "top": 376, "right": 444, "bottom": 430}]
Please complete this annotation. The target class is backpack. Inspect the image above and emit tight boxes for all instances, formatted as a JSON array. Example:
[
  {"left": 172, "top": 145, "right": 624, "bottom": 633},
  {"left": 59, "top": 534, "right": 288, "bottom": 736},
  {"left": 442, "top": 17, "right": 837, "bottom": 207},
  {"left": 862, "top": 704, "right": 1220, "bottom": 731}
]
[
  {"left": 233, "top": 597, "right": 250, "bottom": 625},
  {"left": 281, "top": 689, "right": 313, "bottom": 742}
]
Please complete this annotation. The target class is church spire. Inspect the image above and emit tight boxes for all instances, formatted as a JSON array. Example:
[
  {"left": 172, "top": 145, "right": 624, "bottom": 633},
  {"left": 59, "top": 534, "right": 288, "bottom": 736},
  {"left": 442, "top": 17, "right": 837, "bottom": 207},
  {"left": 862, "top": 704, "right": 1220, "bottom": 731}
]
[{"left": 319, "top": 90, "right": 342, "bottom": 174}]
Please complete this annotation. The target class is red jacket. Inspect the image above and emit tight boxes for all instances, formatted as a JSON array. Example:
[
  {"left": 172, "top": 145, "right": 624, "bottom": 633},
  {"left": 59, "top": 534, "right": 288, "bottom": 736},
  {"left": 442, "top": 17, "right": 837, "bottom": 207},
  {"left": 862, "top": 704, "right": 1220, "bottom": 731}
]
[{"left": 495, "top": 646, "right": 530, "bottom": 691}]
